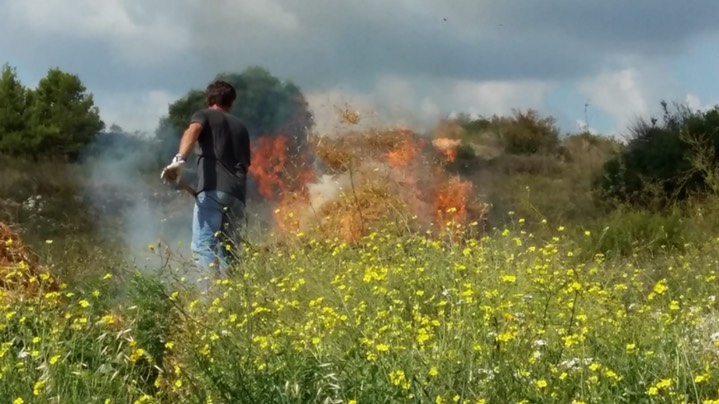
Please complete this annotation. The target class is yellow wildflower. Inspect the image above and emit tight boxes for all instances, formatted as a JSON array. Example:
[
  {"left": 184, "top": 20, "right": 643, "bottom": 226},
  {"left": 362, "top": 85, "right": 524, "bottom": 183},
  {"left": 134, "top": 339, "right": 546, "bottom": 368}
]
[{"left": 33, "top": 380, "right": 45, "bottom": 396}]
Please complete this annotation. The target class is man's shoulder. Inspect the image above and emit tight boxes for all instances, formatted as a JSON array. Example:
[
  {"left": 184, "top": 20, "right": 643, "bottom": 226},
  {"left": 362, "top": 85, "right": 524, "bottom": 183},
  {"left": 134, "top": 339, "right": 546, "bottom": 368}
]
[
  {"left": 193, "top": 109, "right": 226, "bottom": 123},
  {"left": 192, "top": 108, "right": 247, "bottom": 130},
  {"left": 191, "top": 108, "right": 212, "bottom": 123},
  {"left": 224, "top": 113, "right": 248, "bottom": 130},
  {"left": 194, "top": 107, "right": 220, "bottom": 117},
  {"left": 199, "top": 108, "right": 241, "bottom": 121}
]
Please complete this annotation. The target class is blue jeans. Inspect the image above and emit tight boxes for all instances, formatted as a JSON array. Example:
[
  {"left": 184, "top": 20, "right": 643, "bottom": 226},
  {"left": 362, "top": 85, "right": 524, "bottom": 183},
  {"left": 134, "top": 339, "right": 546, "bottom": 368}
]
[{"left": 191, "top": 190, "right": 245, "bottom": 276}]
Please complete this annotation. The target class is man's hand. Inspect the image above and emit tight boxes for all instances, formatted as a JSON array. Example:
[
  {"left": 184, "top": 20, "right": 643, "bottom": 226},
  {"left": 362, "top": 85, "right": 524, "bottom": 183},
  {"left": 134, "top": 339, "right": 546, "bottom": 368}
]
[
  {"left": 160, "top": 154, "right": 186, "bottom": 184},
  {"left": 162, "top": 122, "right": 202, "bottom": 184}
]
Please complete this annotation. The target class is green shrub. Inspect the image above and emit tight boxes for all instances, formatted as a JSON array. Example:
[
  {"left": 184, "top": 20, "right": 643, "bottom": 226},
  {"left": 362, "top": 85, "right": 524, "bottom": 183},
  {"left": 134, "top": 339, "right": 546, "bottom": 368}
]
[
  {"left": 596, "top": 102, "right": 719, "bottom": 208},
  {"left": 455, "top": 110, "right": 560, "bottom": 156},
  {"left": 560, "top": 132, "right": 621, "bottom": 167},
  {"left": 499, "top": 109, "right": 560, "bottom": 155}
]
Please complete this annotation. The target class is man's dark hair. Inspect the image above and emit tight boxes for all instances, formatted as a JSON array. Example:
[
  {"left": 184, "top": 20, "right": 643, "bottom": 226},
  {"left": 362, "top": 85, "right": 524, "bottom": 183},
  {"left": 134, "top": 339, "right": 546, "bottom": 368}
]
[{"left": 206, "top": 80, "right": 236, "bottom": 107}]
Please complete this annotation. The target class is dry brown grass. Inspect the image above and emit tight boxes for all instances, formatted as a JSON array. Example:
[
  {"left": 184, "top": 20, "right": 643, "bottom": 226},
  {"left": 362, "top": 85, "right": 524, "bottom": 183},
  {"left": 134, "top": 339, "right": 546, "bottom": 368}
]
[
  {"left": 0, "top": 222, "right": 37, "bottom": 268},
  {"left": 318, "top": 181, "right": 411, "bottom": 243},
  {"left": 301, "top": 127, "right": 491, "bottom": 241},
  {"left": 0, "top": 222, "right": 58, "bottom": 298},
  {"left": 312, "top": 128, "right": 414, "bottom": 172}
]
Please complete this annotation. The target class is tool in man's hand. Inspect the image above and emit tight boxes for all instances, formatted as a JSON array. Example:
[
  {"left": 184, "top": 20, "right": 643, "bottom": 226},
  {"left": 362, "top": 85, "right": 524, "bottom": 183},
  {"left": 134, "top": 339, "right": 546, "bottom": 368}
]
[
  {"left": 177, "top": 178, "right": 197, "bottom": 198},
  {"left": 160, "top": 154, "right": 185, "bottom": 183},
  {"left": 161, "top": 154, "right": 197, "bottom": 198}
]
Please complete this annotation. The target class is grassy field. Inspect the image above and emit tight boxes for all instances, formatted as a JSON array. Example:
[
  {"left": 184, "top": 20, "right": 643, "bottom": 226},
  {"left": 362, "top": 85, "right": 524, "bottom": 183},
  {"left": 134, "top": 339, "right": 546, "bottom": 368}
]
[{"left": 3, "top": 215, "right": 719, "bottom": 403}]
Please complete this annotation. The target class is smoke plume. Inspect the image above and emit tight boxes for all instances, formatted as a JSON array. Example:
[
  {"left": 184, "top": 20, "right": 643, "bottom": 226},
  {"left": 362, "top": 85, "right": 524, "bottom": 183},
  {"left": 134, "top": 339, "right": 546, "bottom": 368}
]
[{"left": 81, "top": 130, "right": 195, "bottom": 271}]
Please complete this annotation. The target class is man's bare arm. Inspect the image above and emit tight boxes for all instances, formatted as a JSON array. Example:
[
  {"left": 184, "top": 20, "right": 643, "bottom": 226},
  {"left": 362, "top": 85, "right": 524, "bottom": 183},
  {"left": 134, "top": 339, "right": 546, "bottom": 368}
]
[{"left": 177, "top": 122, "right": 203, "bottom": 159}]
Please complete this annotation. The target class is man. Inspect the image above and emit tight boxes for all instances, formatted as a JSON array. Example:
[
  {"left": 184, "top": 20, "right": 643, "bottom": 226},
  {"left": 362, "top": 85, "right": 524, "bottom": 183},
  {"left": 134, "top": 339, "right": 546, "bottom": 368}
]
[{"left": 161, "top": 80, "right": 251, "bottom": 275}]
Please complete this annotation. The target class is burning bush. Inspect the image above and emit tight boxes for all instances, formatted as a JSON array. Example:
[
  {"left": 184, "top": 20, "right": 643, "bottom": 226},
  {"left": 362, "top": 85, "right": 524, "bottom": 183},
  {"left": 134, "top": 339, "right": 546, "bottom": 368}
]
[{"left": 248, "top": 125, "right": 489, "bottom": 242}]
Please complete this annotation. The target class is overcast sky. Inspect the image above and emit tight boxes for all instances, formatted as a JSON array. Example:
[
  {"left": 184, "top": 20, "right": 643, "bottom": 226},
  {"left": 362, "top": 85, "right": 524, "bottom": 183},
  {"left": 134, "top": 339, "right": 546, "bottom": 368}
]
[{"left": 2, "top": 0, "right": 718, "bottom": 137}]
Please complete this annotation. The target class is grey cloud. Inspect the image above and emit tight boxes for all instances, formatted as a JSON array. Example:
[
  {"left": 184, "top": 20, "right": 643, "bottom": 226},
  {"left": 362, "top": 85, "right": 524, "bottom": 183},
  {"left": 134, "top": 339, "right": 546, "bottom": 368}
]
[
  {"left": 2, "top": 0, "right": 718, "bottom": 133},
  {"left": 6, "top": 0, "right": 717, "bottom": 90},
  {"left": 182, "top": 0, "right": 719, "bottom": 88}
]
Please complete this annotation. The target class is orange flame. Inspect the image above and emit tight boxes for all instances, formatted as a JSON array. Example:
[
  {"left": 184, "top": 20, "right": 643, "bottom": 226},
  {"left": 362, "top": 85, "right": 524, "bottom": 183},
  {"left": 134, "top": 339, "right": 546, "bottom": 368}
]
[
  {"left": 432, "top": 119, "right": 463, "bottom": 163},
  {"left": 248, "top": 136, "right": 290, "bottom": 201},
  {"left": 432, "top": 138, "right": 461, "bottom": 162},
  {"left": 248, "top": 134, "right": 315, "bottom": 233},
  {"left": 248, "top": 127, "right": 485, "bottom": 241},
  {"left": 434, "top": 175, "right": 473, "bottom": 228},
  {"left": 386, "top": 130, "right": 424, "bottom": 168}
]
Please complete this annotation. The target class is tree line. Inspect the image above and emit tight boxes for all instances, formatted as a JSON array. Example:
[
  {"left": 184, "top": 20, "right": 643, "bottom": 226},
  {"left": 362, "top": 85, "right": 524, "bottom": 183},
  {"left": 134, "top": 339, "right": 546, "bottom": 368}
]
[
  {"left": 0, "top": 64, "right": 104, "bottom": 160},
  {"left": 0, "top": 63, "right": 315, "bottom": 164}
]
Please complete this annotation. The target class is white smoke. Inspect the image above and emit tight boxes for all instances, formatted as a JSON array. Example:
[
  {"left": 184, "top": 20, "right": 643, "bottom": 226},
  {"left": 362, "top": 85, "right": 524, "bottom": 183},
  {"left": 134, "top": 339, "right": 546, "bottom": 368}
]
[
  {"left": 307, "top": 173, "right": 350, "bottom": 211},
  {"left": 82, "top": 133, "right": 195, "bottom": 272}
]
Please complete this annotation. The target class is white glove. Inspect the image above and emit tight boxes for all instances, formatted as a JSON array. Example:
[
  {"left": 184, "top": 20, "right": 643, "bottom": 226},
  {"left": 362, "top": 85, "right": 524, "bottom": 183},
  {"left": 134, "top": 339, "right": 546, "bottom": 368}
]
[{"left": 161, "top": 154, "right": 186, "bottom": 184}]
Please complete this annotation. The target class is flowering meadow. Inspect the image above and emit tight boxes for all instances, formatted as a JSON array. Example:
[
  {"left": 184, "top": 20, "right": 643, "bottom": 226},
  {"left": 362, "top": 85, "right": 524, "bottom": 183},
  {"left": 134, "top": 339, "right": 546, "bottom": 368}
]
[{"left": 3, "top": 217, "right": 719, "bottom": 404}]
